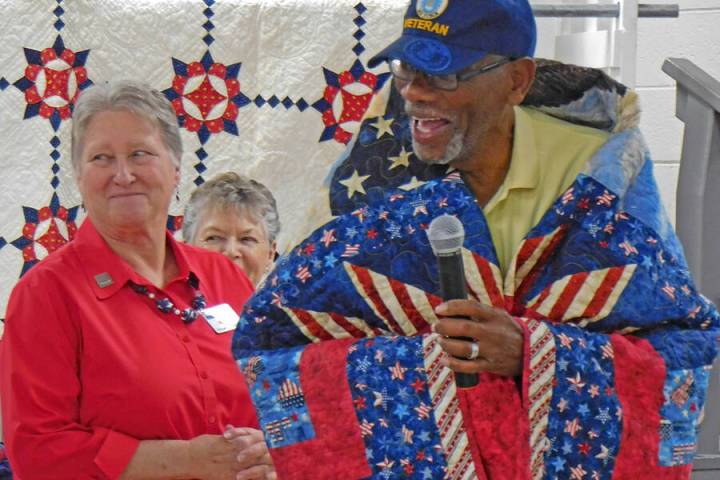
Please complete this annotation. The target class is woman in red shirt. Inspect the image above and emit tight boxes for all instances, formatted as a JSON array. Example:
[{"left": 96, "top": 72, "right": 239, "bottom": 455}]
[{"left": 0, "top": 81, "right": 274, "bottom": 479}]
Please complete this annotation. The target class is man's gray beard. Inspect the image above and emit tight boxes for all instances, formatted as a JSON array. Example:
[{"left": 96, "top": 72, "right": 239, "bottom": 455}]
[{"left": 413, "top": 130, "right": 464, "bottom": 165}]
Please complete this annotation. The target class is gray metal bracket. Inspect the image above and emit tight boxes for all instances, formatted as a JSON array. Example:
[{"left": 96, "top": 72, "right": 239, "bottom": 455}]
[
  {"left": 532, "top": 3, "right": 678, "bottom": 18},
  {"left": 663, "top": 57, "right": 720, "bottom": 476},
  {"left": 663, "top": 58, "right": 720, "bottom": 306}
]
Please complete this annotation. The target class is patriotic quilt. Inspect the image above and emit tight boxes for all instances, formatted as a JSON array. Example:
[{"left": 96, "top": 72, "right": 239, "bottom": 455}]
[{"left": 233, "top": 62, "right": 719, "bottom": 479}]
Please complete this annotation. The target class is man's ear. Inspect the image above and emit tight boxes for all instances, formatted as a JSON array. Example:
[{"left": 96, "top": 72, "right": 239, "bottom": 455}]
[{"left": 507, "top": 57, "right": 536, "bottom": 106}]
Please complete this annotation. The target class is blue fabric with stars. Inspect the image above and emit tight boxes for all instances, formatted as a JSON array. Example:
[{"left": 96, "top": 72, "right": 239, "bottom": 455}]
[
  {"left": 518, "top": 170, "right": 717, "bottom": 342},
  {"left": 542, "top": 324, "right": 621, "bottom": 478},
  {"left": 236, "top": 347, "right": 315, "bottom": 448},
  {"left": 348, "top": 337, "right": 447, "bottom": 479},
  {"left": 233, "top": 173, "right": 497, "bottom": 354}
]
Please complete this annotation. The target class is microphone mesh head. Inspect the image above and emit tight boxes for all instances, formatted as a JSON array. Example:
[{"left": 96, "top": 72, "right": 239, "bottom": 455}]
[{"left": 427, "top": 214, "right": 465, "bottom": 255}]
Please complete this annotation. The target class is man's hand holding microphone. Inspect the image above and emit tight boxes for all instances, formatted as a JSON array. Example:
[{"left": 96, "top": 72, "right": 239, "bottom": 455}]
[{"left": 427, "top": 215, "right": 524, "bottom": 384}]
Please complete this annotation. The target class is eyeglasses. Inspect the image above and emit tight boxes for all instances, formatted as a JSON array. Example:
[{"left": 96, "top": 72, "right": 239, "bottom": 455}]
[{"left": 390, "top": 57, "right": 513, "bottom": 91}]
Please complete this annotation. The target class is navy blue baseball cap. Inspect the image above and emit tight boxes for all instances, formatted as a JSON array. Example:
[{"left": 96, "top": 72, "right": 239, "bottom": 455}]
[{"left": 368, "top": 0, "right": 537, "bottom": 75}]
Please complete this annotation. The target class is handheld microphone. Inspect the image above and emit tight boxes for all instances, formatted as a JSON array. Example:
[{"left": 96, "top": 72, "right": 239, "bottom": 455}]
[{"left": 427, "top": 214, "right": 478, "bottom": 388}]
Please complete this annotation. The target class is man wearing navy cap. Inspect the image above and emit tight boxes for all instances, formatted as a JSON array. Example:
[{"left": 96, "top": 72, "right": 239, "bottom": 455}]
[
  {"left": 233, "top": 1, "right": 717, "bottom": 478},
  {"left": 369, "top": 0, "right": 537, "bottom": 177},
  {"left": 366, "top": 0, "right": 599, "bottom": 377}
]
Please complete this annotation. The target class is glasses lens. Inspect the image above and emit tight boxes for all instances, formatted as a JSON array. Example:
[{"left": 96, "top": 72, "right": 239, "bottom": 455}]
[
  {"left": 390, "top": 60, "right": 458, "bottom": 91},
  {"left": 390, "top": 59, "right": 414, "bottom": 81},
  {"left": 429, "top": 74, "right": 457, "bottom": 91}
]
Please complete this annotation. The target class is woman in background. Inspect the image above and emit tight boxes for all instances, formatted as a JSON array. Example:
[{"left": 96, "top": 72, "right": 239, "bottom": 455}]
[
  {"left": 183, "top": 172, "right": 280, "bottom": 286},
  {"left": 0, "top": 80, "right": 274, "bottom": 479}
]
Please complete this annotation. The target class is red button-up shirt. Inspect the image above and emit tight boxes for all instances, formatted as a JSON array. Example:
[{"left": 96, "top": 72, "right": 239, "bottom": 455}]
[{"left": 1, "top": 220, "right": 258, "bottom": 479}]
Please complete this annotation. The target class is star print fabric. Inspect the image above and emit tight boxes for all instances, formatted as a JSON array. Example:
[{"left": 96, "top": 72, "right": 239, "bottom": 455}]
[{"left": 347, "top": 336, "right": 451, "bottom": 479}]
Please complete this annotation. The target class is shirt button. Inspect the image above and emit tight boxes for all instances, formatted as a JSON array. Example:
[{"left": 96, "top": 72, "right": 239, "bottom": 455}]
[
  {"left": 182, "top": 335, "right": 190, "bottom": 343},
  {"left": 200, "top": 371, "right": 208, "bottom": 379},
  {"left": 208, "top": 416, "right": 216, "bottom": 424}
]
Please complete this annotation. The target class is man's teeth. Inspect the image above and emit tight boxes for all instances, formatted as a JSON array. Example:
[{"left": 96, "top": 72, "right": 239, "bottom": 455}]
[{"left": 415, "top": 118, "right": 445, "bottom": 133}]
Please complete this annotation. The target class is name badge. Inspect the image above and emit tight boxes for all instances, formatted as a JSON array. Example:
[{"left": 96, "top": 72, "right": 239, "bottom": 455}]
[{"left": 202, "top": 303, "right": 240, "bottom": 334}]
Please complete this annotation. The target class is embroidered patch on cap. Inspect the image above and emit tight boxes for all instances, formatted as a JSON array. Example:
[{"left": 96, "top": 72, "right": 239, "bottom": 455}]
[
  {"left": 416, "top": 0, "right": 449, "bottom": 20},
  {"left": 403, "top": 38, "right": 452, "bottom": 73}
]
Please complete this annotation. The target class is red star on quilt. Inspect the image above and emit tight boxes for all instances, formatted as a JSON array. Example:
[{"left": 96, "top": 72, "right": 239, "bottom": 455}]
[
  {"left": 312, "top": 59, "right": 391, "bottom": 144},
  {"left": 14, "top": 35, "right": 91, "bottom": 130},
  {"left": 164, "top": 51, "right": 250, "bottom": 144},
  {"left": 11, "top": 193, "right": 80, "bottom": 276}
]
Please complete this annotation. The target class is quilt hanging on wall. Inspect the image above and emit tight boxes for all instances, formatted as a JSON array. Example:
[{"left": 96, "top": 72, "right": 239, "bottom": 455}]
[{"left": 0, "top": 0, "right": 407, "bottom": 321}]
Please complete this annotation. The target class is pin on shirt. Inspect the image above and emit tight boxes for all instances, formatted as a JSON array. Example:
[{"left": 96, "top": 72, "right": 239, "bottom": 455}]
[{"left": 94, "top": 272, "right": 113, "bottom": 288}]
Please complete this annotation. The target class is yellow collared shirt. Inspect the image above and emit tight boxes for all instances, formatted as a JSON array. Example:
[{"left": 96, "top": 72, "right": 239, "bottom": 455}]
[{"left": 484, "top": 106, "right": 609, "bottom": 275}]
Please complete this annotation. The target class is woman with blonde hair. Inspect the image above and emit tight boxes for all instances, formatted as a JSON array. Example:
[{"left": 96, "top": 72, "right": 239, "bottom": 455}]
[{"left": 183, "top": 172, "right": 280, "bottom": 286}]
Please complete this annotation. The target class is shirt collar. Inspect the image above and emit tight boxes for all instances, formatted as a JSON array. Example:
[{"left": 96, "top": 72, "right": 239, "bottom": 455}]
[
  {"left": 484, "top": 106, "right": 540, "bottom": 212},
  {"left": 74, "top": 219, "right": 198, "bottom": 300}
]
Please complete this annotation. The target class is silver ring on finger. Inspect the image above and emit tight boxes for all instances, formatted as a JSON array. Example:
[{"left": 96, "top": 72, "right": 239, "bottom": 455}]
[{"left": 467, "top": 341, "right": 480, "bottom": 360}]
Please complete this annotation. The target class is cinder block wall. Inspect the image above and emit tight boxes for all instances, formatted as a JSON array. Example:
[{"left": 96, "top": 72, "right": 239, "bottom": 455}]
[{"left": 636, "top": 0, "right": 720, "bottom": 224}]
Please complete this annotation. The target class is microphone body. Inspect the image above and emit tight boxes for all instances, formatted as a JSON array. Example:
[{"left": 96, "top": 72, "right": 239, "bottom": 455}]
[
  {"left": 427, "top": 215, "right": 478, "bottom": 388},
  {"left": 436, "top": 252, "right": 468, "bottom": 301}
]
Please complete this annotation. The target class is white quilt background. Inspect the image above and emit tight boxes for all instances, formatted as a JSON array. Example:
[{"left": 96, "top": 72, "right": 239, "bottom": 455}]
[{"left": 0, "top": 0, "right": 409, "bottom": 320}]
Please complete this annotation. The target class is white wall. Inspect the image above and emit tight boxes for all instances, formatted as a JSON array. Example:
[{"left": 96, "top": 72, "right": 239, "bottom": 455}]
[{"left": 636, "top": 0, "right": 720, "bottom": 223}]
